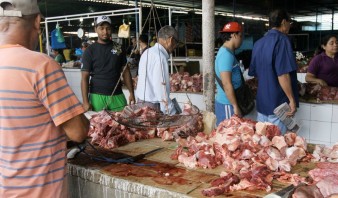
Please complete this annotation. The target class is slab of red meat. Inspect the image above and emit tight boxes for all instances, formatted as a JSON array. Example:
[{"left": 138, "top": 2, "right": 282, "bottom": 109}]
[
  {"left": 201, "top": 174, "right": 240, "bottom": 197},
  {"left": 309, "top": 168, "right": 338, "bottom": 182},
  {"left": 315, "top": 176, "right": 338, "bottom": 197},
  {"left": 292, "top": 185, "right": 323, "bottom": 198}
]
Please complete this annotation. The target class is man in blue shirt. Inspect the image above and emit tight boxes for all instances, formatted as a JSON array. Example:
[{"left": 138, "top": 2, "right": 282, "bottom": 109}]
[{"left": 249, "top": 9, "right": 299, "bottom": 134}]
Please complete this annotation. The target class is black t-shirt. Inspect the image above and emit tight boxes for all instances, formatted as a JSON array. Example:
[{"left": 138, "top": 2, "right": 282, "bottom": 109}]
[{"left": 81, "top": 41, "right": 127, "bottom": 95}]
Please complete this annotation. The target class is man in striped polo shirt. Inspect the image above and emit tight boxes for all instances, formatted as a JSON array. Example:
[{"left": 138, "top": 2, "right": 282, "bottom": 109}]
[{"left": 0, "top": 0, "right": 89, "bottom": 197}]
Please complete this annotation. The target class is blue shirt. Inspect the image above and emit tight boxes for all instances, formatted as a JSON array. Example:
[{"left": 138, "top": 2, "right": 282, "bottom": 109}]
[
  {"left": 249, "top": 29, "right": 299, "bottom": 115},
  {"left": 215, "top": 47, "right": 242, "bottom": 104}
]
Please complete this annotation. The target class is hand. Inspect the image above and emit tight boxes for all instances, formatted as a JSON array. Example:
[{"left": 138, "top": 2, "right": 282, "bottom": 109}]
[
  {"left": 82, "top": 102, "right": 92, "bottom": 112},
  {"left": 287, "top": 100, "right": 297, "bottom": 117},
  {"left": 233, "top": 105, "right": 242, "bottom": 117},
  {"left": 317, "top": 79, "right": 328, "bottom": 86},
  {"left": 129, "top": 93, "right": 135, "bottom": 105}
]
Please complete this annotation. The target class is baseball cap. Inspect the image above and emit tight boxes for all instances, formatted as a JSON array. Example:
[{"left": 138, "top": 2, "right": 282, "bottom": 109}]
[
  {"left": 220, "top": 22, "right": 243, "bottom": 33},
  {"left": 95, "top": 15, "right": 111, "bottom": 26},
  {"left": 0, "top": 0, "right": 41, "bottom": 17}
]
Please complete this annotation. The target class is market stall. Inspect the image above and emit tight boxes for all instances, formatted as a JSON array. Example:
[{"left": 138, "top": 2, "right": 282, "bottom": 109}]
[
  {"left": 43, "top": 7, "right": 142, "bottom": 56},
  {"left": 67, "top": 138, "right": 317, "bottom": 198}
]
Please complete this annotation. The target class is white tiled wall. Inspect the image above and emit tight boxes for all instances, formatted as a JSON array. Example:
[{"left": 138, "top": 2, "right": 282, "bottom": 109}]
[
  {"left": 331, "top": 123, "right": 338, "bottom": 144},
  {"left": 295, "top": 102, "right": 338, "bottom": 146},
  {"left": 298, "top": 120, "right": 310, "bottom": 141},
  {"left": 310, "top": 104, "right": 332, "bottom": 122},
  {"left": 309, "top": 121, "right": 331, "bottom": 143},
  {"left": 297, "top": 103, "right": 311, "bottom": 120}
]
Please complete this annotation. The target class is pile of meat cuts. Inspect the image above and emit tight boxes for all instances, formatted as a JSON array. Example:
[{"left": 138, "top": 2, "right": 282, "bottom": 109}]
[
  {"left": 305, "top": 84, "right": 338, "bottom": 101},
  {"left": 312, "top": 143, "right": 338, "bottom": 162},
  {"left": 88, "top": 104, "right": 203, "bottom": 149},
  {"left": 132, "top": 72, "right": 203, "bottom": 93},
  {"left": 170, "top": 72, "right": 203, "bottom": 92},
  {"left": 170, "top": 115, "right": 311, "bottom": 197}
]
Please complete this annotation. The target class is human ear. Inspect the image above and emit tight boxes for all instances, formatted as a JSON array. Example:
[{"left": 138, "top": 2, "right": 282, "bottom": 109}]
[{"left": 34, "top": 14, "right": 42, "bottom": 33}]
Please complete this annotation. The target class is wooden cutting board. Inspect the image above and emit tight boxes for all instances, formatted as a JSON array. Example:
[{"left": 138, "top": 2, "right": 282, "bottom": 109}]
[{"left": 69, "top": 138, "right": 317, "bottom": 197}]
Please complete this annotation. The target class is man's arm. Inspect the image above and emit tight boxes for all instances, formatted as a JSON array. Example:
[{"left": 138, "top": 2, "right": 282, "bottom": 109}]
[
  {"left": 60, "top": 114, "right": 89, "bottom": 143},
  {"left": 278, "top": 73, "right": 296, "bottom": 116},
  {"left": 220, "top": 72, "right": 242, "bottom": 117},
  {"left": 122, "top": 65, "right": 135, "bottom": 104},
  {"left": 81, "top": 71, "right": 91, "bottom": 111}
]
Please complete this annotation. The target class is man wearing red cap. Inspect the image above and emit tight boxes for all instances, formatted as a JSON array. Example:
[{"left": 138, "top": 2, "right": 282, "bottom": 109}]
[
  {"left": 215, "top": 21, "right": 244, "bottom": 125},
  {"left": 249, "top": 9, "right": 298, "bottom": 134}
]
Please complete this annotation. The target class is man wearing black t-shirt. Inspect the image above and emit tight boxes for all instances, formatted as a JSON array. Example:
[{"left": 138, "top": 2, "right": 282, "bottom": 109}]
[{"left": 81, "top": 15, "right": 135, "bottom": 111}]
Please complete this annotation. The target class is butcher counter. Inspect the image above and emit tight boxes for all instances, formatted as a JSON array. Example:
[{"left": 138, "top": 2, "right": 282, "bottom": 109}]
[{"left": 67, "top": 138, "right": 316, "bottom": 198}]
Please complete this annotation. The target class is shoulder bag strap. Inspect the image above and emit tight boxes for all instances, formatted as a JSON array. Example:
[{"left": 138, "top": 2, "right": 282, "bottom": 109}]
[
  {"left": 215, "top": 74, "right": 224, "bottom": 91},
  {"left": 215, "top": 69, "right": 245, "bottom": 92}
]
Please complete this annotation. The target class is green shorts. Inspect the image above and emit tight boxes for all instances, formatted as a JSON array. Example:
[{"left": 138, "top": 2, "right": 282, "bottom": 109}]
[{"left": 90, "top": 93, "right": 127, "bottom": 112}]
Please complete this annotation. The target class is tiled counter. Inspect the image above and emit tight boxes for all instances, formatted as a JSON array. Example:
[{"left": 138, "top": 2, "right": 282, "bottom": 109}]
[{"left": 296, "top": 103, "right": 338, "bottom": 146}]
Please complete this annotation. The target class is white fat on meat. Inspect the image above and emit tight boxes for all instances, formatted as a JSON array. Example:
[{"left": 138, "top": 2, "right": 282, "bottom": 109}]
[
  {"left": 284, "top": 132, "right": 297, "bottom": 146},
  {"left": 278, "top": 159, "right": 291, "bottom": 172},
  {"left": 240, "top": 149, "right": 255, "bottom": 160},
  {"left": 267, "top": 147, "right": 283, "bottom": 160},
  {"left": 240, "top": 133, "right": 252, "bottom": 142},
  {"left": 178, "top": 153, "right": 197, "bottom": 169},
  {"left": 237, "top": 124, "right": 255, "bottom": 135},
  {"left": 252, "top": 134, "right": 261, "bottom": 144},
  {"left": 286, "top": 146, "right": 306, "bottom": 166},
  {"left": 272, "top": 136, "right": 288, "bottom": 151},
  {"left": 312, "top": 144, "right": 325, "bottom": 162},
  {"left": 259, "top": 135, "right": 272, "bottom": 147},
  {"left": 161, "top": 130, "right": 173, "bottom": 141},
  {"left": 255, "top": 122, "right": 272, "bottom": 135},
  {"left": 227, "top": 137, "right": 241, "bottom": 151},
  {"left": 230, "top": 178, "right": 254, "bottom": 191},
  {"left": 265, "top": 157, "right": 279, "bottom": 171},
  {"left": 219, "top": 171, "right": 230, "bottom": 177},
  {"left": 294, "top": 136, "right": 307, "bottom": 150},
  {"left": 316, "top": 176, "right": 338, "bottom": 198}
]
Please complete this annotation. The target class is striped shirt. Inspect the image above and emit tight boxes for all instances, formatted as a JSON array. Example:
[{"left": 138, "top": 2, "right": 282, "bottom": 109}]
[{"left": 0, "top": 44, "right": 85, "bottom": 197}]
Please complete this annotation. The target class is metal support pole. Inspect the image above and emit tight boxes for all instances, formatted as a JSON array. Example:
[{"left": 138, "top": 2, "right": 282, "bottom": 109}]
[
  {"left": 45, "top": 20, "right": 50, "bottom": 56},
  {"left": 168, "top": 7, "right": 173, "bottom": 74}
]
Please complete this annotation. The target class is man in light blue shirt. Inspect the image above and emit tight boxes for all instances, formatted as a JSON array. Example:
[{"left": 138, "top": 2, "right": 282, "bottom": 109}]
[{"left": 135, "top": 25, "right": 179, "bottom": 114}]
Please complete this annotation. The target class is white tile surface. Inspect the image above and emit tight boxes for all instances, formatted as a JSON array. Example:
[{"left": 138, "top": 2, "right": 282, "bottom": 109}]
[
  {"left": 310, "top": 104, "right": 333, "bottom": 122},
  {"left": 332, "top": 105, "right": 338, "bottom": 123},
  {"left": 298, "top": 120, "right": 310, "bottom": 140},
  {"left": 297, "top": 103, "right": 311, "bottom": 120},
  {"left": 331, "top": 123, "right": 338, "bottom": 144},
  {"left": 310, "top": 121, "right": 331, "bottom": 142}
]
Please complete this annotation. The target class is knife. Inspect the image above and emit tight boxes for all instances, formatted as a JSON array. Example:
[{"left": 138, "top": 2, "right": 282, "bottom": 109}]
[
  {"left": 263, "top": 184, "right": 296, "bottom": 198},
  {"left": 127, "top": 147, "right": 164, "bottom": 162}
]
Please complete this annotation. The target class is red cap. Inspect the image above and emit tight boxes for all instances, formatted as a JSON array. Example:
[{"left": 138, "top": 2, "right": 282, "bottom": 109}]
[{"left": 220, "top": 22, "right": 243, "bottom": 33}]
